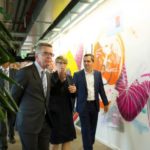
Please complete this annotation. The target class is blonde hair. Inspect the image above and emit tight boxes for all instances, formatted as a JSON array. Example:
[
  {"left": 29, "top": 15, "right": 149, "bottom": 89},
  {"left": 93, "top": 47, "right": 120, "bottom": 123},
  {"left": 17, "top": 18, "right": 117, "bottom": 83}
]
[{"left": 55, "top": 56, "right": 68, "bottom": 64}]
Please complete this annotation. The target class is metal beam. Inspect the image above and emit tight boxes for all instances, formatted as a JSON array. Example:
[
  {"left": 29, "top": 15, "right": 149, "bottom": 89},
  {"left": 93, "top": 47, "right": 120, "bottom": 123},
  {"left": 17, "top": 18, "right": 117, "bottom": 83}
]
[
  {"left": 21, "top": 0, "right": 47, "bottom": 46},
  {"left": 12, "top": 0, "right": 21, "bottom": 30},
  {"left": 35, "top": 20, "right": 52, "bottom": 24},
  {"left": 25, "top": 0, "right": 47, "bottom": 34},
  {"left": 11, "top": 32, "right": 27, "bottom": 37},
  {"left": 11, "top": 32, "right": 41, "bottom": 37},
  {"left": 40, "top": 0, "right": 80, "bottom": 40}
]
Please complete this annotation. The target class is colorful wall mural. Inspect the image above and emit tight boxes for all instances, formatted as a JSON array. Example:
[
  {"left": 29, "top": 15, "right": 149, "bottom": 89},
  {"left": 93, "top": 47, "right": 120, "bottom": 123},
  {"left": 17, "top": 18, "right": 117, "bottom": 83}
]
[{"left": 52, "top": 0, "right": 150, "bottom": 149}]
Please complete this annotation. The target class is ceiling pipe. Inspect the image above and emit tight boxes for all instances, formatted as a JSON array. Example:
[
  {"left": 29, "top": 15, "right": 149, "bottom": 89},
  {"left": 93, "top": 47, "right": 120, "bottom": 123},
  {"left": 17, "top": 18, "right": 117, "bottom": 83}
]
[
  {"left": 5, "top": 0, "right": 8, "bottom": 14},
  {"left": 20, "top": 0, "right": 47, "bottom": 48},
  {"left": 16, "top": 0, "right": 27, "bottom": 31},
  {"left": 12, "top": 0, "right": 21, "bottom": 30},
  {"left": 24, "top": 0, "right": 47, "bottom": 33}
]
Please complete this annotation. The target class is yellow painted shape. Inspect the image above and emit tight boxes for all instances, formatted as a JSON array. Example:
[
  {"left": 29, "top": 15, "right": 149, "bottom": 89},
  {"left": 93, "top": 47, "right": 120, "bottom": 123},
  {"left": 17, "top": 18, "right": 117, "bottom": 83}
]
[
  {"left": 51, "top": 0, "right": 71, "bottom": 21},
  {"left": 65, "top": 51, "right": 78, "bottom": 76}
]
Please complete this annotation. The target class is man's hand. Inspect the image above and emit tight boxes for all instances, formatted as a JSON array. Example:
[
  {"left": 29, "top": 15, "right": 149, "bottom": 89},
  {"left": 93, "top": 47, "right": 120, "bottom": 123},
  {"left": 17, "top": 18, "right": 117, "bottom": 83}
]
[
  {"left": 104, "top": 105, "right": 109, "bottom": 113},
  {"left": 68, "top": 84, "right": 76, "bottom": 93}
]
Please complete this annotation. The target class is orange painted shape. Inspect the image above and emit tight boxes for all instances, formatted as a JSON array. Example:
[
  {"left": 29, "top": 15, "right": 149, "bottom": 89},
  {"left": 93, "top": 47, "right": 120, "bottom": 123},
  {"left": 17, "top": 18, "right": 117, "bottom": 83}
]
[{"left": 93, "top": 34, "right": 125, "bottom": 85}]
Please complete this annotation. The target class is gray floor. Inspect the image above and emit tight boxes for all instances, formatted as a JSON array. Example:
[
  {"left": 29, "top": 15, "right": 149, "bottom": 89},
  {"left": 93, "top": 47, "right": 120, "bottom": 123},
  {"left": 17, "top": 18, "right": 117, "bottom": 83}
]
[{"left": 8, "top": 129, "right": 112, "bottom": 150}]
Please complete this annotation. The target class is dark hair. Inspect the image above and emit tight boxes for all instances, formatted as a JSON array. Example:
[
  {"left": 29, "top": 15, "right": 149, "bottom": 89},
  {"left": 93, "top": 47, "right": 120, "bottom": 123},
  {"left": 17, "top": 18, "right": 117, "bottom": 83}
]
[{"left": 84, "top": 53, "right": 94, "bottom": 62}]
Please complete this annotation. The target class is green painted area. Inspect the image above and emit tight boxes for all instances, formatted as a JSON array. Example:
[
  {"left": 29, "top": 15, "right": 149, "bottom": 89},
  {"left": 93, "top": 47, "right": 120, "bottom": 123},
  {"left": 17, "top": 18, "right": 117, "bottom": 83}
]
[{"left": 142, "top": 108, "right": 146, "bottom": 113}]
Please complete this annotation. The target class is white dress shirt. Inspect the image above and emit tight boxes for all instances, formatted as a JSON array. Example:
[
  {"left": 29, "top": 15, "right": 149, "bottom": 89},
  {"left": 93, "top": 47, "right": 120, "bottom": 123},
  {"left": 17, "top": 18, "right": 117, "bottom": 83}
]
[{"left": 85, "top": 70, "right": 95, "bottom": 101}]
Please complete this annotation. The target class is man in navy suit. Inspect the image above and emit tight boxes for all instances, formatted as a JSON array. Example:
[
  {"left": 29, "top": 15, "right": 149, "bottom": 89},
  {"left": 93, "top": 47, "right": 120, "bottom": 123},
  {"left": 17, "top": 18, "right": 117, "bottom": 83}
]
[
  {"left": 11, "top": 43, "right": 53, "bottom": 150},
  {"left": 73, "top": 54, "right": 109, "bottom": 150}
]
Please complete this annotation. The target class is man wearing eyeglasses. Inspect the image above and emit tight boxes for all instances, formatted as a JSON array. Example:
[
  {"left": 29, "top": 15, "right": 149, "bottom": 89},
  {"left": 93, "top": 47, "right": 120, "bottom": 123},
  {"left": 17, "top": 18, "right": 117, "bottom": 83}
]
[{"left": 11, "top": 42, "right": 54, "bottom": 150}]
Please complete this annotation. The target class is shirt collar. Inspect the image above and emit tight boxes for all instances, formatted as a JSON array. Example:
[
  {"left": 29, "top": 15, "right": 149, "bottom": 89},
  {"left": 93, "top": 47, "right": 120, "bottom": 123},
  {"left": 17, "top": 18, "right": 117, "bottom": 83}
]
[
  {"left": 84, "top": 69, "right": 94, "bottom": 75},
  {"left": 34, "top": 61, "right": 46, "bottom": 76}
]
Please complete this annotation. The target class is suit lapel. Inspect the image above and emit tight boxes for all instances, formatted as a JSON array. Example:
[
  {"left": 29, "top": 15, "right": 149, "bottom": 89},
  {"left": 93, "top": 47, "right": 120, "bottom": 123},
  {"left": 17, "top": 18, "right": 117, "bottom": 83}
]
[
  {"left": 32, "top": 64, "right": 45, "bottom": 98},
  {"left": 32, "top": 64, "right": 41, "bottom": 81},
  {"left": 81, "top": 70, "right": 88, "bottom": 94}
]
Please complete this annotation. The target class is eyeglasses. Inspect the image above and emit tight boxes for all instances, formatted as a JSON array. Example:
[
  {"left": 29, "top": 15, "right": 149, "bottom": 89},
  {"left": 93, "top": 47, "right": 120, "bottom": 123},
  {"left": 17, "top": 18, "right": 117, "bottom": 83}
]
[
  {"left": 39, "top": 51, "right": 54, "bottom": 57},
  {"left": 56, "top": 62, "right": 67, "bottom": 65}
]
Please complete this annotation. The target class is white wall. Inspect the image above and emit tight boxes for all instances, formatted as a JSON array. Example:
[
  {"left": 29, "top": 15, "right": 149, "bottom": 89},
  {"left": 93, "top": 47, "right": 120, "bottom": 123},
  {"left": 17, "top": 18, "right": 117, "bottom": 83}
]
[{"left": 51, "top": 0, "right": 150, "bottom": 149}]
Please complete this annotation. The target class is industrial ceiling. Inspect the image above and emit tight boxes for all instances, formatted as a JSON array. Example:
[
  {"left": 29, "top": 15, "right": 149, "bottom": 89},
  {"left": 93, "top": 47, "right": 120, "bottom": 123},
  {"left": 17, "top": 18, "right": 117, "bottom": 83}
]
[{"left": 0, "top": 0, "right": 103, "bottom": 56}]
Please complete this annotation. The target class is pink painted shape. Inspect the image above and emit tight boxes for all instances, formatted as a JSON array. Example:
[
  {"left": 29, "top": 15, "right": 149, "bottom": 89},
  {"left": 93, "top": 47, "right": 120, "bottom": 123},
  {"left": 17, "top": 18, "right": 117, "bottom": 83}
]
[
  {"left": 115, "top": 65, "right": 150, "bottom": 121},
  {"left": 75, "top": 44, "right": 83, "bottom": 70}
]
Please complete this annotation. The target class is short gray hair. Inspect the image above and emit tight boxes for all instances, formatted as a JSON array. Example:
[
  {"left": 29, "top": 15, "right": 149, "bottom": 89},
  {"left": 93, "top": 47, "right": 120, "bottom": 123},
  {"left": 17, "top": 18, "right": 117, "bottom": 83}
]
[{"left": 35, "top": 43, "right": 52, "bottom": 54}]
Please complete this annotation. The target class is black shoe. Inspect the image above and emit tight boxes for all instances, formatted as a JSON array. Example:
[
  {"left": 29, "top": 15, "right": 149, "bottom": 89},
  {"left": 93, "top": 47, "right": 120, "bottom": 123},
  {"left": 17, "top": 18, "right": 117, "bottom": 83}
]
[{"left": 8, "top": 137, "right": 16, "bottom": 144}]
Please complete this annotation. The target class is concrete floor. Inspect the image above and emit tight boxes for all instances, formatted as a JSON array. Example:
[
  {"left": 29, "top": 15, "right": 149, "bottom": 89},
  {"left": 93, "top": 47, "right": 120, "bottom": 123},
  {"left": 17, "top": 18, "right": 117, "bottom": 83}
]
[{"left": 8, "top": 129, "right": 112, "bottom": 150}]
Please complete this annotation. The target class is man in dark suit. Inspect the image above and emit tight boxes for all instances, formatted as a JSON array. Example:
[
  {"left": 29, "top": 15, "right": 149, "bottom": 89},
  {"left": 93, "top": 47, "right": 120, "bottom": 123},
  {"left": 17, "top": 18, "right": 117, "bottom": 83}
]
[
  {"left": 0, "top": 62, "right": 10, "bottom": 150},
  {"left": 7, "top": 64, "right": 18, "bottom": 144},
  {"left": 0, "top": 63, "right": 19, "bottom": 148},
  {"left": 73, "top": 54, "right": 109, "bottom": 150},
  {"left": 11, "top": 42, "right": 54, "bottom": 150},
  {"left": 7, "top": 63, "right": 22, "bottom": 144}
]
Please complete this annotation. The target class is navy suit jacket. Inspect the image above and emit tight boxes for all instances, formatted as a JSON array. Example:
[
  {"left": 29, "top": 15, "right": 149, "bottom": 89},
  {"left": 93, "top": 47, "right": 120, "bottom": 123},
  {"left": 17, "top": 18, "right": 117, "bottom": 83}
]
[{"left": 73, "top": 69, "right": 108, "bottom": 114}]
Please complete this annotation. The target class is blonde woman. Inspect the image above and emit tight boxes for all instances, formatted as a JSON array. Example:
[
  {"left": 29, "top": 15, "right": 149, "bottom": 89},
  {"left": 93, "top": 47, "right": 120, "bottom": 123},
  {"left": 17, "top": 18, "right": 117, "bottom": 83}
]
[{"left": 49, "top": 56, "right": 76, "bottom": 150}]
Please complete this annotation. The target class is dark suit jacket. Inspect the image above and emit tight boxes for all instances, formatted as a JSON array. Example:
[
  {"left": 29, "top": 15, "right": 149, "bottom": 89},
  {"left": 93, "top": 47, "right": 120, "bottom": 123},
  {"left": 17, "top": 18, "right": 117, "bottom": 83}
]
[
  {"left": 73, "top": 69, "right": 108, "bottom": 114},
  {"left": 0, "top": 69, "right": 4, "bottom": 88},
  {"left": 11, "top": 64, "right": 51, "bottom": 134},
  {"left": 9, "top": 68, "right": 17, "bottom": 90}
]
